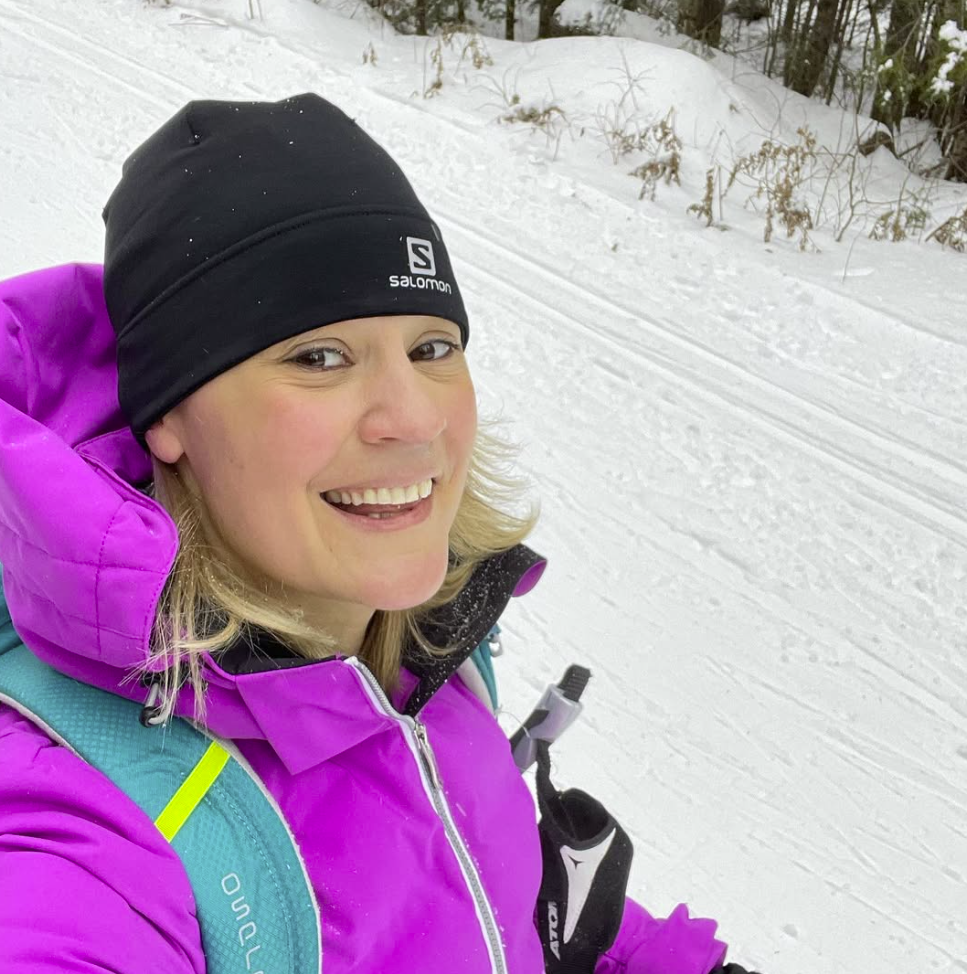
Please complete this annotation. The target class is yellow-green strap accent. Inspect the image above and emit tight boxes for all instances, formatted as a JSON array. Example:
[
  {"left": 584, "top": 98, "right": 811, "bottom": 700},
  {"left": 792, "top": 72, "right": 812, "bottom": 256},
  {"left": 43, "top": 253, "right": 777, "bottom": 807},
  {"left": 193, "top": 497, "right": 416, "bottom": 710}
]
[{"left": 154, "top": 740, "right": 231, "bottom": 842}]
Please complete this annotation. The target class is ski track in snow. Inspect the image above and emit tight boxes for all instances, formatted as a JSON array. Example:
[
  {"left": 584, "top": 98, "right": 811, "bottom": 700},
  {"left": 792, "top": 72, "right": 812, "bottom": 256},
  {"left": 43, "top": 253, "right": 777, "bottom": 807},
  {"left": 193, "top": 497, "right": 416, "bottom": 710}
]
[
  {"left": 2, "top": 0, "right": 966, "bottom": 970},
  {"left": 442, "top": 210, "right": 967, "bottom": 538}
]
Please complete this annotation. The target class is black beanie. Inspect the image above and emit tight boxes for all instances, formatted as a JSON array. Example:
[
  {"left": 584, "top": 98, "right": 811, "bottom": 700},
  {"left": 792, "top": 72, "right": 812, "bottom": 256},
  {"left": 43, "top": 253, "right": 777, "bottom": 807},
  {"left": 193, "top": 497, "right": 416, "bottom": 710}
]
[{"left": 102, "top": 93, "right": 469, "bottom": 442}]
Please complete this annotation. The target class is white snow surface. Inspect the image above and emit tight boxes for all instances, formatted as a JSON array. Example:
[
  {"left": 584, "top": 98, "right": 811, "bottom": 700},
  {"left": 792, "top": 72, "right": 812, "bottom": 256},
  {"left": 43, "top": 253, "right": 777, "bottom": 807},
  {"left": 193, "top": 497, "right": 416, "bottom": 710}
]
[{"left": 2, "top": 1, "right": 967, "bottom": 971}]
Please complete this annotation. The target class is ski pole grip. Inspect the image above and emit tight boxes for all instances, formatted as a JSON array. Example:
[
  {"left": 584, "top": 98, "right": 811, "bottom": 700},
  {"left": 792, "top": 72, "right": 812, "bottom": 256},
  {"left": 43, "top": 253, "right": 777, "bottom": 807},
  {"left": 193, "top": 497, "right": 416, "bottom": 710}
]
[
  {"left": 557, "top": 664, "right": 590, "bottom": 702},
  {"left": 510, "top": 666, "right": 591, "bottom": 772}
]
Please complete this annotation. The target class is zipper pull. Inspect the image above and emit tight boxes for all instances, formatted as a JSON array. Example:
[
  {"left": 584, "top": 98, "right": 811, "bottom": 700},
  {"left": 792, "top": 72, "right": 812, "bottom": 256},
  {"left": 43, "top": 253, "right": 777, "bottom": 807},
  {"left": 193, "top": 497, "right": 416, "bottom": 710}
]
[{"left": 413, "top": 720, "right": 443, "bottom": 790}]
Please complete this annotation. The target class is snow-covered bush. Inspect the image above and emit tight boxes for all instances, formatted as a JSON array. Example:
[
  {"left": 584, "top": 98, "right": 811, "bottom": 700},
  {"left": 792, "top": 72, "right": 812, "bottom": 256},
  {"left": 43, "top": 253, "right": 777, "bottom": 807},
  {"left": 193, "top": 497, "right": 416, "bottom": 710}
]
[
  {"left": 553, "top": 0, "right": 624, "bottom": 35},
  {"left": 929, "top": 21, "right": 967, "bottom": 99}
]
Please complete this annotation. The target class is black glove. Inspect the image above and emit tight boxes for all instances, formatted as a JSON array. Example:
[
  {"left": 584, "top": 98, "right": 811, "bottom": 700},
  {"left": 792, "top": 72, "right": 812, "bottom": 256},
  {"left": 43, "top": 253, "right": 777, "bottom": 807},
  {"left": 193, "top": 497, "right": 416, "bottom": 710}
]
[
  {"left": 711, "top": 964, "right": 764, "bottom": 974},
  {"left": 534, "top": 742, "right": 634, "bottom": 974}
]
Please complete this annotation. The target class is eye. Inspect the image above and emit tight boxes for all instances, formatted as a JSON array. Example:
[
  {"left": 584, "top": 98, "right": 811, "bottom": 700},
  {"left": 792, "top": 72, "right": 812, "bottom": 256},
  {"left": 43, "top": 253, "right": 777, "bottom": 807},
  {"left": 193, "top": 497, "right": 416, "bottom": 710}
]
[
  {"left": 290, "top": 346, "right": 351, "bottom": 370},
  {"left": 410, "top": 339, "right": 461, "bottom": 362}
]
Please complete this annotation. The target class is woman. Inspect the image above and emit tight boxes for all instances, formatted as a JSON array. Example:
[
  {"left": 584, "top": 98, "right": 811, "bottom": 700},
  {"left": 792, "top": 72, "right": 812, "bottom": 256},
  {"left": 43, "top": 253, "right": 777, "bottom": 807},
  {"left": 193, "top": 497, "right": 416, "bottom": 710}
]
[{"left": 0, "top": 94, "right": 753, "bottom": 973}]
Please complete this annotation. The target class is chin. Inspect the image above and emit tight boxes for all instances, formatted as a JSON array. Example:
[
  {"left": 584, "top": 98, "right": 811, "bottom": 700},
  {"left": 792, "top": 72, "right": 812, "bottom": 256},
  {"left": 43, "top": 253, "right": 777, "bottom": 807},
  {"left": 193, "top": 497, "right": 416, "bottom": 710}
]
[{"left": 359, "top": 551, "right": 451, "bottom": 612}]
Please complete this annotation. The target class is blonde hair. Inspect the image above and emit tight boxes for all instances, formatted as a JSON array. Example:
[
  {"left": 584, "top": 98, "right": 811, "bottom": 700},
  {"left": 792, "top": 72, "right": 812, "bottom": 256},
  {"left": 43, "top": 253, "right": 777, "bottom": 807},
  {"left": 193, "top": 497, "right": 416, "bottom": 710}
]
[{"left": 146, "top": 418, "right": 538, "bottom": 719}]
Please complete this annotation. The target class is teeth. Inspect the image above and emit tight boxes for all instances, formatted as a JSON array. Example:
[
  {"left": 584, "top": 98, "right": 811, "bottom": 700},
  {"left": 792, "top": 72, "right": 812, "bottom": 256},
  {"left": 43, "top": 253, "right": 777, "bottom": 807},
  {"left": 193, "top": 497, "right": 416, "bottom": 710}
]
[{"left": 323, "top": 479, "right": 434, "bottom": 506}]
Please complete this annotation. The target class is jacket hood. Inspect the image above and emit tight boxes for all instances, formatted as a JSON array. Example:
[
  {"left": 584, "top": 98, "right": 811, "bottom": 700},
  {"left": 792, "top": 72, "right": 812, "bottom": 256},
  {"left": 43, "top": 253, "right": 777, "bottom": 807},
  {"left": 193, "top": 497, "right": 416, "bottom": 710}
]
[
  {"left": 0, "top": 263, "right": 176, "bottom": 692},
  {"left": 0, "top": 263, "right": 544, "bottom": 707}
]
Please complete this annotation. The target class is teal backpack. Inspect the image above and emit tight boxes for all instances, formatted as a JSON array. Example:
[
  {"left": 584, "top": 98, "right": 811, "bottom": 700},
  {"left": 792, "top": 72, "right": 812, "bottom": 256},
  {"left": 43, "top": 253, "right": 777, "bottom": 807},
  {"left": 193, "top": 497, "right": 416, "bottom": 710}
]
[
  {"left": 0, "top": 567, "right": 323, "bottom": 974},
  {"left": 0, "top": 567, "right": 502, "bottom": 974}
]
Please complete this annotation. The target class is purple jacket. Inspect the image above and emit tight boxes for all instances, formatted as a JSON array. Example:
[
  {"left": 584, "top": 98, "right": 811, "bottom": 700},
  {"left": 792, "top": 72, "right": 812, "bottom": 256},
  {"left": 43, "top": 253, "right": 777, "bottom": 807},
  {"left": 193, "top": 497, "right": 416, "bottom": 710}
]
[{"left": 0, "top": 263, "right": 728, "bottom": 974}]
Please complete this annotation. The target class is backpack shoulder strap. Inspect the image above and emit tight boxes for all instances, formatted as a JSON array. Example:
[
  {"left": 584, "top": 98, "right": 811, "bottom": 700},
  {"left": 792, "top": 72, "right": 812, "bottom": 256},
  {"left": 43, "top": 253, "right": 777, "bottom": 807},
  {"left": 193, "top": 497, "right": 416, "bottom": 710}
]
[
  {"left": 0, "top": 573, "right": 321, "bottom": 974},
  {"left": 459, "top": 623, "right": 501, "bottom": 711}
]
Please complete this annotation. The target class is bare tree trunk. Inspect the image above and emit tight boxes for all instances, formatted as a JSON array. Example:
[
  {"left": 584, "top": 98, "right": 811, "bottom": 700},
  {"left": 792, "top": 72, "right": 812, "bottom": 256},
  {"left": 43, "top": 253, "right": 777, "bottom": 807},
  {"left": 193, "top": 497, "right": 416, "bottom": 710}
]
[
  {"left": 538, "top": 0, "right": 566, "bottom": 36},
  {"left": 505, "top": 0, "right": 515, "bottom": 39},
  {"left": 764, "top": 5, "right": 779, "bottom": 74},
  {"left": 824, "top": 0, "right": 856, "bottom": 102},
  {"left": 915, "top": 0, "right": 942, "bottom": 62},
  {"left": 416, "top": 0, "right": 427, "bottom": 34},
  {"left": 677, "top": 0, "right": 726, "bottom": 45},
  {"left": 945, "top": 107, "right": 967, "bottom": 181},
  {"left": 786, "top": 0, "right": 841, "bottom": 95},
  {"left": 764, "top": 0, "right": 780, "bottom": 73},
  {"left": 781, "top": 0, "right": 802, "bottom": 43},
  {"left": 846, "top": 0, "right": 863, "bottom": 46},
  {"left": 783, "top": 0, "right": 815, "bottom": 84}
]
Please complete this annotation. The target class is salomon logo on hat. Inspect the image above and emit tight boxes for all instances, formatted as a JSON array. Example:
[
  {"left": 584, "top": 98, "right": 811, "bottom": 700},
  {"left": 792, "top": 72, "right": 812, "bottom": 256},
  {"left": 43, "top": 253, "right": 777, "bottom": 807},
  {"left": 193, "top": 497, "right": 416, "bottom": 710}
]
[
  {"left": 389, "top": 235, "right": 452, "bottom": 294},
  {"left": 406, "top": 237, "right": 436, "bottom": 275}
]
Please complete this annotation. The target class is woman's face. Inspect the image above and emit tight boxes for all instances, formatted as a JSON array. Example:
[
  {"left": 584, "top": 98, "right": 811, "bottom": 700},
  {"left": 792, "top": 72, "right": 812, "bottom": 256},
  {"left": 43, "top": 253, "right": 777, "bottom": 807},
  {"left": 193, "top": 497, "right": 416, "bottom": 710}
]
[{"left": 146, "top": 314, "right": 477, "bottom": 625}]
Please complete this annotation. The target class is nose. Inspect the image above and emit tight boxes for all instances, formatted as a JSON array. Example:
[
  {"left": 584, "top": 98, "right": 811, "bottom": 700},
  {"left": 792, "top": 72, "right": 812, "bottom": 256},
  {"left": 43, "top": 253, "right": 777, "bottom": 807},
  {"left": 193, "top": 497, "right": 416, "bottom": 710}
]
[{"left": 356, "top": 348, "right": 447, "bottom": 445}]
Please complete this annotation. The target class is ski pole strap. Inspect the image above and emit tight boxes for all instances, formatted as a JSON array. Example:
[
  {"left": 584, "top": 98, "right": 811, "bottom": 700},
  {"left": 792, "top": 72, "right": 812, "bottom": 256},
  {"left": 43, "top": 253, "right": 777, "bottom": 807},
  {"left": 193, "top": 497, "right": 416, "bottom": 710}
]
[{"left": 534, "top": 740, "right": 634, "bottom": 974}]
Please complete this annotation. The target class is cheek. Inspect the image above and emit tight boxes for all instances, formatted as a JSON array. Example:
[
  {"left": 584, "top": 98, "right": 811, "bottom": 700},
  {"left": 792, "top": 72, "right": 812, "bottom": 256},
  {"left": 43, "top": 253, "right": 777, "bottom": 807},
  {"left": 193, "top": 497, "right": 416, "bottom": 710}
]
[
  {"left": 249, "top": 399, "right": 343, "bottom": 480},
  {"left": 450, "top": 385, "right": 478, "bottom": 469},
  {"left": 190, "top": 392, "right": 343, "bottom": 515}
]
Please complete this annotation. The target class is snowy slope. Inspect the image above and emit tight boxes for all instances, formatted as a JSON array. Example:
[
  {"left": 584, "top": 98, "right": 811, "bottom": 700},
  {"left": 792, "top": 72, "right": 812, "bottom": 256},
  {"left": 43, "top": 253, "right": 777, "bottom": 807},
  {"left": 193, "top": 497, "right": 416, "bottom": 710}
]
[{"left": 2, "top": 0, "right": 966, "bottom": 971}]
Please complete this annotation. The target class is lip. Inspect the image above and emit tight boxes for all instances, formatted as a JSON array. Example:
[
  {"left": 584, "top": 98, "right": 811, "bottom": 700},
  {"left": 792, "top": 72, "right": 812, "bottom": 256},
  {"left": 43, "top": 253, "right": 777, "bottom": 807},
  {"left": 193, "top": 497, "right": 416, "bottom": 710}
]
[
  {"left": 326, "top": 474, "right": 440, "bottom": 493},
  {"left": 324, "top": 492, "right": 434, "bottom": 532}
]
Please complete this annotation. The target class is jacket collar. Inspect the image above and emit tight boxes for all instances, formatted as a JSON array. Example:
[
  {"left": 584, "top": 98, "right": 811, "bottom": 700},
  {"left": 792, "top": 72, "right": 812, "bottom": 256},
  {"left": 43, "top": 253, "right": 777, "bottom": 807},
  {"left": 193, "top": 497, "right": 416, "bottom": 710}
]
[
  {"left": 190, "top": 545, "right": 545, "bottom": 775},
  {"left": 215, "top": 543, "right": 546, "bottom": 718}
]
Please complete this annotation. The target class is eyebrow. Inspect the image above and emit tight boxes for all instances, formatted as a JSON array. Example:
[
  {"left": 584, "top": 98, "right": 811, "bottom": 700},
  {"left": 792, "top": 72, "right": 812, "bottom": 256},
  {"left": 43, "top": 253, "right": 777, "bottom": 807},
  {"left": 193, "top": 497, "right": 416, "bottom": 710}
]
[
  {"left": 279, "top": 327, "right": 335, "bottom": 348},
  {"left": 275, "top": 320, "right": 462, "bottom": 354}
]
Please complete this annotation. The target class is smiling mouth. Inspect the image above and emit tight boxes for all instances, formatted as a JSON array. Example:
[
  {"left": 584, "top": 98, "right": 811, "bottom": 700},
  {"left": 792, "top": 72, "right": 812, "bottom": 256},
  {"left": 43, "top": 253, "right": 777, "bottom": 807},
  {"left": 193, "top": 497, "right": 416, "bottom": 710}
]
[{"left": 320, "top": 479, "right": 435, "bottom": 520}]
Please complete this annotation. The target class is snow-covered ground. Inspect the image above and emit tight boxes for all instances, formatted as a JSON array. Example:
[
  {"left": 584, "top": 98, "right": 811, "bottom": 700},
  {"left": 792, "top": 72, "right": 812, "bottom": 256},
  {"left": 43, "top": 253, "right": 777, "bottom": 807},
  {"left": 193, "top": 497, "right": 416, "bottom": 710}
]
[{"left": 2, "top": 0, "right": 966, "bottom": 970}]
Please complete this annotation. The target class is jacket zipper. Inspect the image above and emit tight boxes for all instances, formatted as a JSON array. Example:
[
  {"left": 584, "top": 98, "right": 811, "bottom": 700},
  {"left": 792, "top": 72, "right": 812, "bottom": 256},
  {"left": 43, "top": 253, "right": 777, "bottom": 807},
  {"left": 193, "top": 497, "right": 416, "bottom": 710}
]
[{"left": 346, "top": 657, "right": 509, "bottom": 974}]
